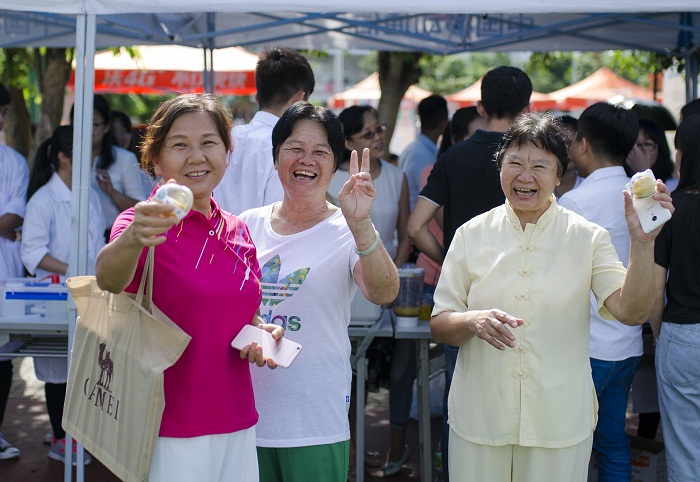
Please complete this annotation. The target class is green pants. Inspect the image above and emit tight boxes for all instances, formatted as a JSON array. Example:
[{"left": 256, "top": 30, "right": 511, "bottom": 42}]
[{"left": 257, "top": 441, "right": 350, "bottom": 482}]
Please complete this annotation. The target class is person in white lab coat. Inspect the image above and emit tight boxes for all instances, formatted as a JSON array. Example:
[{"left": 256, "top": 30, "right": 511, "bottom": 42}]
[
  {"left": 0, "top": 83, "right": 28, "bottom": 461},
  {"left": 21, "top": 125, "right": 104, "bottom": 464},
  {"left": 71, "top": 95, "right": 147, "bottom": 239}
]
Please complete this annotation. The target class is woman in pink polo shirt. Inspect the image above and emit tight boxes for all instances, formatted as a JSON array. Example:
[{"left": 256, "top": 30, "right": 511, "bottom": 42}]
[{"left": 95, "top": 94, "right": 282, "bottom": 482}]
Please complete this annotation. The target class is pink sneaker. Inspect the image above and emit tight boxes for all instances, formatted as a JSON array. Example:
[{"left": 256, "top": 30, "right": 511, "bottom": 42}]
[{"left": 48, "top": 436, "right": 93, "bottom": 465}]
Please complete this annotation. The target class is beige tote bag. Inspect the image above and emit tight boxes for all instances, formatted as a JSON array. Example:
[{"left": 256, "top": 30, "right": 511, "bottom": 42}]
[{"left": 63, "top": 247, "right": 191, "bottom": 482}]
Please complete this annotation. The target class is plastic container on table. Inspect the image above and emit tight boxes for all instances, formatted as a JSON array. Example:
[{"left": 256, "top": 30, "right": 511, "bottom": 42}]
[{"left": 393, "top": 267, "right": 425, "bottom": 328}]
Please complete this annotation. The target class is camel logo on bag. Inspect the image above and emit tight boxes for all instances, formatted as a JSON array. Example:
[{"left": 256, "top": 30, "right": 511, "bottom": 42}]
[
  {"left": 82, "top": 342, "right": 120, "bottom": 421},
  {"left": 97, "top": 343, "right": 114, "bottom": 391}
]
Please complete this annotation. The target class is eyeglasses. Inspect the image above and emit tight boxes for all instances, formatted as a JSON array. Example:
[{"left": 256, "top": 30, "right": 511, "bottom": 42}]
[
  {"left": 635, "top": 142, "right": 657, "bottom": 153},
  {"left": 93, "top": 121, "right": 107, "bottom": 130},
  {"left": 352, "top": 124, "right": 387, "bottom": 141},
  {"left": 501, "top": 160, "right": 557, "bottom": 177}
]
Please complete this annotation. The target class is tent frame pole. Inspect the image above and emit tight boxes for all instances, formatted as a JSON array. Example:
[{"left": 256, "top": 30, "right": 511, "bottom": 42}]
[{"left": 66, "top": 12, "right": 96, "bottom": 482}]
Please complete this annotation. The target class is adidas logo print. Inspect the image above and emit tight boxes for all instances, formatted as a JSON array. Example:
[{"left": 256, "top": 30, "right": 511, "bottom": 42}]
[{"left": 261, "top": 255, "right": 310, "bottom": 306}]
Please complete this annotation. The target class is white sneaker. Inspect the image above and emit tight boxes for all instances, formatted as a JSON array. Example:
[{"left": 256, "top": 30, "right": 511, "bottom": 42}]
[
  {"left": 0, "top": 433, "right": 20, "bottom": 460},
  {"left": 43, "top": 431, "right": 53, "bottom": 445}
]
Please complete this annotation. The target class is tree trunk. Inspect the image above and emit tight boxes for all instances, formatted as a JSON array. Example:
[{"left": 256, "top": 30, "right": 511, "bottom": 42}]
[
  {"left": 4, "top": 85, "right": 32, "bottom": 160},
  {"left": 377, "top": 51, "right": 424, "bottom": 154},
  {"left": 31, "top": 48, "right": 72, "bottom": 163},
  {"left": 2, "top": 48, "right": 32, "bottom": 160}
]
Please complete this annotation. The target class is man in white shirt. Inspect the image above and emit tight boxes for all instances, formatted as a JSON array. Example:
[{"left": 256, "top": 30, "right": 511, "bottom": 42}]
[
  {"left": 559, "top": 102, "right": 642, "bottom": 482},
  {"left": 0, "top": 83, "right": 27, "bottom": 461},
  {"left": 215, "top": 48, "right": 315, "bottom": 215},
  {"left": 399, "top": 95, "right": 448, "bottom": 209}
]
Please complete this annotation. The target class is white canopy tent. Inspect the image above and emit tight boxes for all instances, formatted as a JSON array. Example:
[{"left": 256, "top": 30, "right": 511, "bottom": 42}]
[{"left": 0, "top": 1, "right": 697, "bottom": 480}]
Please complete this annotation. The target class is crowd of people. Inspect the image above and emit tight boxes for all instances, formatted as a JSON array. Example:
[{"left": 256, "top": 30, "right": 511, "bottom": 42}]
[{"left": 0, "top": 48, "right": 698, "bottom": 482}]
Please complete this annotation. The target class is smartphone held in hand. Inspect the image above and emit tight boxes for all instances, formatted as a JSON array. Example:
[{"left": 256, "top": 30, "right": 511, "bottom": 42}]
[
  {"left": 231, "top": 324, "right": 302, "bottom": 368},
  {"left": 628, "top": 170, "right": 672, "bottom": 234},
  {"left": 633, "top": 194, "right": 672, "bottom": 233}
]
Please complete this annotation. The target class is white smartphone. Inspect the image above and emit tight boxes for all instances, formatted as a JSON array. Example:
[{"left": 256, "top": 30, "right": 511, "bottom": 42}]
[
  {"left": 633, "top": 195, "right": 672, "bottom": 234},
  {"left": 231, "top": 324, "right": 302, "bottom": 368}
]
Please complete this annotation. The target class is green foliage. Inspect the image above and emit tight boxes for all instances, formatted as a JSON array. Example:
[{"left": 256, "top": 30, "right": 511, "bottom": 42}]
[
  {"left": 298, "top": 49, "right": 329, "bottom": 59},
  {"left": 526, "top": 52, "right": 575, "bottom": 92},
  {"left": 462, "top": 52, "right": 514, "bottom": 84},
  {"left": 417, "top": 55, "right": 467, "bottom": 95},
  {"left": 103, "top": 94, "right": 172, "bottom": 124},
  {"left": 417, "top": 52, "right": 515, "bottom": 94},
  {"left": 358, "top": 51, "right": 378, "bottom": 72},
  {"left": 526, "top": 50, "right": 681, "bottom": 93},
  {"left": 360, "top": 49, "right": 679, "bottom": 97},
  {"left": 1, "top": 48, "right": 40, "bottom": 102}
]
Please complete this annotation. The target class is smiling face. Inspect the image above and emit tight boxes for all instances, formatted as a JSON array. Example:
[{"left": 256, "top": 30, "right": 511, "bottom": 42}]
[
  {"left": 275, "top": 118, "right": 335, "bottom": 201},
  {"left": 154, "top": 111, "right": 227, "bottom": 214},
  {"left": 500, "top": 142, "right": 561, "bottom": 227},
  {"left": 344, "top": 111, "right": 386, "bottom": 162}
]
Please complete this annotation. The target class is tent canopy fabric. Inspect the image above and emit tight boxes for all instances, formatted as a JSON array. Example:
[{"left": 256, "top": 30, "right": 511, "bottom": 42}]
[
  {"left": 327, "top": 72, "right": 432, "bottom": 109},
  {"left": 66, "top": 45, "right": 257, "bottom": 94},
  {"left": 0, "top": 10, "right": 697, "bottom": 56},
  {"left": 445, "top": 77, "right": 557, "bottom": 111},
  {"left": 0, "top": 0, "right": 695, "bottom": 15},
  {"left": 548, "top": 66, "right": 655, "bottom": 110}
]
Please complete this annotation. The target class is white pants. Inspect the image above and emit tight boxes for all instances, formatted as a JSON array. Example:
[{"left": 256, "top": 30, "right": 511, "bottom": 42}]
[
  {"left": 448, "top": 428, "right": 593, "bottom": 482},
  {"left": 149, "top": 426, "right": 259, "bottom": 482}
]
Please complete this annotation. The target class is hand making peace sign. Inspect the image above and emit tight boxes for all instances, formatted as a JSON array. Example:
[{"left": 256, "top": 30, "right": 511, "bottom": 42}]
[{"left": 337, "top": 148, "right": 376, "bottom": 226}]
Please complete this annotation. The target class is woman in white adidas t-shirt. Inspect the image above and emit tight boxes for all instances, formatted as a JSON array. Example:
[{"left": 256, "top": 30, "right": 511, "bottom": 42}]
[{"left": 240, "top": 102, "right": 399, "bottom": 482}]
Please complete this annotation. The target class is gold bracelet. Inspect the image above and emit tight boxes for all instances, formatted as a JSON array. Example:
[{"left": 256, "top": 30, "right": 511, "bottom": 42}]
[{"left": 354, "top": 229, "right": 381, "bottom": 256}]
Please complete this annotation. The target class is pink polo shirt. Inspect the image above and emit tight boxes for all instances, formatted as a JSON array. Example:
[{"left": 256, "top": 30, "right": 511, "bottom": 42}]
[{"left": 111, "top": 196, "right": 262, "bottom": 438}]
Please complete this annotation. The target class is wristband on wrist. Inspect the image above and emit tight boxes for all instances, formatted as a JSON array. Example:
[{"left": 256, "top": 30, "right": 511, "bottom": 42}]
[{"left": 354, "top": 229, "right": 381, "bottom": 257}]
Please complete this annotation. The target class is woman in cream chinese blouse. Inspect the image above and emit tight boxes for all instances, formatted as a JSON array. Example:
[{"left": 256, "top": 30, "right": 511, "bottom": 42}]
[{"left": 430, "top": 113, "right": 673, "bottom": 482}]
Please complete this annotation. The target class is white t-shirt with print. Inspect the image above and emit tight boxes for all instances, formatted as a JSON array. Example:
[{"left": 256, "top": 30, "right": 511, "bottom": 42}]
[{"left": 240, "top": 204, "right": 359, "bottom": 448}]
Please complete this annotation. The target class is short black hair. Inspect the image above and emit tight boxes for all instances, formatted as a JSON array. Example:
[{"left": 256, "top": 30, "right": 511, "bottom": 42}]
[
  {"left": 0, "top": 84, "right": 10, "bottom": 106},
  {"left": 557, "top": 115, "right": 578, "bottom": 133},
  {"left": 496, "top": 112, "right": 570, "bottom": 177},
  {"left": 417, "top": 95, "right": 448, "bottom": 131},
  {"left": 481, "top": 66, "right": 532, "bottom": 120},
  {"left": 674, "top": 115, "right": 700, "bottom": 192},
  {"left": 272, "top": 101, "right": 345, "bottom": 172},
  {"left": 680, "top": 99, "right": 700, "bottom": 122},
  {"left": 576, "top": 102, "right": 638, "bottom": 165},
  {"left": 255, "top": 48, "right": 315, "bottom": 110}
]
